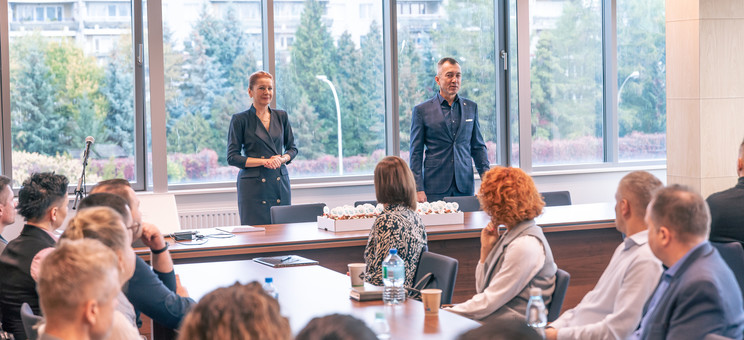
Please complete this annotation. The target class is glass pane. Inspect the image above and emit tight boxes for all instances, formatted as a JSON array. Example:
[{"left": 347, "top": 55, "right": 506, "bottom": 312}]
[
  {"left": 161, "top": 0, "right": 263, "bottom": 185},
  {"left": 274, "top": 0, "right": 386, "bottom": 177},
  {"left": 9, "top": 2, "right": 136, "bottom": 187},
  {"left": 508, "top": 0, "right": 519, "bottom": 166},
  {"left": 530, "top": 0, "right": 604, "bottom": 166},
  {"left": 397, "top": 0, "right": 499, "bottom": 166},
  {"left": 617, "top": 0, "right": 666, "bottom": 161}
]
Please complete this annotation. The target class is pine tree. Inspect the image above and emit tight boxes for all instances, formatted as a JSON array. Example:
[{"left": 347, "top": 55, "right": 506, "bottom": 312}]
[{"left": 101, "top": 37, "right": 135, "bottom": 155}]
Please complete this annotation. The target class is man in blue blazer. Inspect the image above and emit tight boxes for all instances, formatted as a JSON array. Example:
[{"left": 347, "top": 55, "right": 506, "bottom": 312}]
[
  {"left": 409, "top": 57, "right": 490, "bottom": 203},
  {"left": 631, "top": 184, "right": 744, "bottom": 340}
]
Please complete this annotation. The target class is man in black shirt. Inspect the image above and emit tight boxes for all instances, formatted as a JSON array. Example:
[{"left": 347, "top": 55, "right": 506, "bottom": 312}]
[{"left": 707, "top": 138, "right": 744, "bottom": 244}]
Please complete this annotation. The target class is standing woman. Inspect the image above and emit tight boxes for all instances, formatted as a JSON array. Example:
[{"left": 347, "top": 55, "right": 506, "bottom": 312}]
[{"left": 227, "top": 71, "right": 298, "bottom": 225}]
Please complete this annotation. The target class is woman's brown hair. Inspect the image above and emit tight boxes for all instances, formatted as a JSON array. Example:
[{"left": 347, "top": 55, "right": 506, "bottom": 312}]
[
  {"left": 178, "top": 282, "right": 290, "bottom": 340},
  {"left": 61, "top": 206, "right": 130, "bottom": 253},
  {"left": 478, "top": 167, "right": 544, "bottom": 228},
  {"left": 374, "top": 156, "right": 417, "bottom": 209}
]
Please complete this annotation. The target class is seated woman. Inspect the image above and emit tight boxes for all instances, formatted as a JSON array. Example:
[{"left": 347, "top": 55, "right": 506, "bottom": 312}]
[
  {"left": 59, "top": 206, "right": 140, "bottom": 340},
  {"left": 364, "top": 156, "right": 427, "bottom": 287},
  {"left": 178, "top": 282, "right": 291, "bottom": 340},
  {"left": 447, "top": 167, "right": 556, "bottom": 322}
]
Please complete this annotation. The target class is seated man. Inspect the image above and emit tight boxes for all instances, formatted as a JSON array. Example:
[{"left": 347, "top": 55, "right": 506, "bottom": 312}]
[
  {"left": 0, "top": 172, "right": 68, "bottom": 340},
  {"left": 546, "top": 171, "right": 663, "bottom": 339},
  {"left": 0, "top": 175, "right": 17, "bottom": 254},
  {"left": 707, "top": 138, "right": 744, "bottom": 244},
  {"left": 38, "top": 238, "right": 121, "bottom": 340},
  {"left": 631, "top": 185, "right": 744, "bottom": 339},
  {"left": 89, "top": 179, "right": 194, "bottom": 329}
]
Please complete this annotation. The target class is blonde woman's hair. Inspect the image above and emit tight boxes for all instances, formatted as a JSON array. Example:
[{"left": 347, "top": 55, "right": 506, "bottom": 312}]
[
  {"left": 61, "top": 206, "right": 130, "bottom": 252},
  {"left": 178, "top": 282, "right": 291, "bottom": 340}
]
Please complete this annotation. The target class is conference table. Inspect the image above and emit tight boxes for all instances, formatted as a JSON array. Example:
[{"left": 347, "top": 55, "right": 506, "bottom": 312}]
[
  {"left": 172, "top": 260, "right": 481, "bottom": 339},
  {"left": 137, "top": 202, "right": 622, "bottom": 310}
]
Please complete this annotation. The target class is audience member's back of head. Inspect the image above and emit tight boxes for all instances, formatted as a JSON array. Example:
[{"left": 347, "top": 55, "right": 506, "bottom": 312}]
[
  {"left": 649, "top": 184, "right": 710, "bottom": 242},
  {"left": 17, "top": 172, "right": 68, "bottom": 221},
  {"left": 619, "top": 171, "right": 663, "bottom": 215},
  {"left": 90, "top": 178, "right": 132, "bottom": 203},
  {"left": 374, "top": 156, "right": 417, "bottom": 209},
  {"left": 78, "top": 193, "right": 131, "bottom": 222},
  {"left": 457, "top": 319, "right": 543, "bottom": 340},
  {"left": 61, "top": 206, "right": 131, "bottom": 253},
  {"left": 295, "top": 313, "right": 377, "bottom": 340},
  {"left": 178, "top": 282, "right": 290, "bottom": 340},
  {"left": 38, "top": 238, "right": 120, "bottom": 340}
]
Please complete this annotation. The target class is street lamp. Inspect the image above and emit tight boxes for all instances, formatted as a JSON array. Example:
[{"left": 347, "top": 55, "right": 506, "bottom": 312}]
[
  {"left": 315, "top": 75, "right": 343, "bottom": 175},
  {"left": 618, "top": 70, "right": 640, "bottom": 105}
]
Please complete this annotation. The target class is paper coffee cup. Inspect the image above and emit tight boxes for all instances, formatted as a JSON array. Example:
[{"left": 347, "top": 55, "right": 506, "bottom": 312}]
[
  {"left": 421, "top": 289, "right": 442, "bottom": 316},
  {"left": 348, "top": 263, "right": 366, "bottom": 287}
]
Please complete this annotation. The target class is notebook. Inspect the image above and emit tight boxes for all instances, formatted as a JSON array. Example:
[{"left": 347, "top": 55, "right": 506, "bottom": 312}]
[
  {"left": 349, "top": 283, "right": 383, "bottom": 301},
  {"left": 253, "top": 255, "right": 319, "bottom": 268}
]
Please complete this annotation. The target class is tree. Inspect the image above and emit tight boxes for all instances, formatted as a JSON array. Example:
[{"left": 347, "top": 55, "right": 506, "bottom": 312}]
[
  {"left": 289, "top": 0, "right": 337, "bottom": 155},
  {"left": 101, "top": 35, "right": 135, "bottom": 156},
  {"left": 10, "top": 37, "right": 67, "bottom": 155},
  {"left": 397, "top": 30, "right": 427, "bottom": 152}
]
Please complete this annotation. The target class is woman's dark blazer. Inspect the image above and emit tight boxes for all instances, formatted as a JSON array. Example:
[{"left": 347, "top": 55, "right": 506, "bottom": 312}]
[{"left": 227, "top": 105, "right": 298, "bottom": 225}]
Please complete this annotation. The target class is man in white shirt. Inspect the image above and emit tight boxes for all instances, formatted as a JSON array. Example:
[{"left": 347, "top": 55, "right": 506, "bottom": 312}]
[{"left": 546, "top": 171, "right": 664, "bottom": 340}]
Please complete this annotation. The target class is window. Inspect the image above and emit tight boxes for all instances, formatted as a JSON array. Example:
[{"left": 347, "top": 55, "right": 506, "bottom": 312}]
[
  {"left": 617, "top": 0, "right": 666, "bottom": 161},
  {"left": 161, "top": 1, "right": 263, "bottom": 185},
  {"left": 274, "top": 0, "right": 385, "bottom": 177},
  {"left": 398, "top": 0, "right": 501, "bottom": 166},
  {"left": 8, "top": 1, "right": 136, "bottom": 187}
]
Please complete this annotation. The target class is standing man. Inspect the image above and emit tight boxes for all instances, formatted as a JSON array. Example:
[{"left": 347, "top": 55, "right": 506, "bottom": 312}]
[
  {"left": 0, "top": 175, "right": 16, "bottom": 254},
  {"left": 630, "top": 185, "right": 744, "bottom": 339},
  {"left": 409, "top": 57, "right": 490, "bottom": 203},
  {"left": 546, "top": 171, "right": 663, "bottom": 339},
  {"left": 707, "top": 138, "right": 744, "bottom": 244}
]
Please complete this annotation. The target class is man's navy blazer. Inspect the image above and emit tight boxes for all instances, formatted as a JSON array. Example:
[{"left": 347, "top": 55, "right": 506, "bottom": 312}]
[
  {"left": 637, "top": 242, "right": 744, "bottom": 339},
  {"left": 409, "top": 95, "right": 489, "bottom": 196}
]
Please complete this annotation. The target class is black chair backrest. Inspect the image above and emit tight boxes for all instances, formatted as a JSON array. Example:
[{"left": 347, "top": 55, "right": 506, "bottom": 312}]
[
  {"left": 354, "top": 200, "right": 377, "bottom": 207},
  {"left": 443, "top": 196, "right": 481, "bottom": 212},
  {"left": 547, "top": 268, "right": 571, "bottom": 322},
  {"left": 413, "top": 251, "right": 459, "bottom": 304},
  {"left": 711, "top": 241, "right": 744, "bottom": 300},
  {"left": 270, "top": 203, "right": 326, "bottom": 224},
  {"left": 20, "top": 302, "right": 42, "bottom": 340},
  {"left": 541, "top": 191, "right": 572, "bottom": 207}
]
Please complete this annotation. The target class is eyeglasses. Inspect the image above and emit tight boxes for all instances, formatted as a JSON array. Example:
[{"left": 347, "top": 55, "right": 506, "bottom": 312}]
[{"left": 127, "top": 221, "right": 141, "bottom": 232}]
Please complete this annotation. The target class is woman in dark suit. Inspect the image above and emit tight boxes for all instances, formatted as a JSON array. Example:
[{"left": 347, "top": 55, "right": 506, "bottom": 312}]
[{"left": 227, "top": 71, "right": 297, "bottom": 225}]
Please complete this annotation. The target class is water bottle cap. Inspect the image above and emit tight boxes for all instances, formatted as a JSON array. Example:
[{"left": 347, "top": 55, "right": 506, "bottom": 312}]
[
  {"left": 529, "top": 287, "right": 542, "bottom": 296},
  {"left": 389, "top": 248, "right": 398, "bottom": 255},
  {"left": 265, "top": 277, "right": 273, "bottom": 283}
]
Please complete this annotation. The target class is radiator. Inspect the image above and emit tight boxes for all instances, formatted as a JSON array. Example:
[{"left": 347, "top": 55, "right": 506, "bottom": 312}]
[{"left": 178, "top": 209, "right": 241, "bottom": 229}]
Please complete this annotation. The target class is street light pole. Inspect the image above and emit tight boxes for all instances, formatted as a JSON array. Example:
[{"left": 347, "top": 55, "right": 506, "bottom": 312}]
[
  {"left": 315, "top": 75, "right": 343, "bottom": 175},
  {"left": 617, "top": 70, "right": 640, "bottom": 105}
]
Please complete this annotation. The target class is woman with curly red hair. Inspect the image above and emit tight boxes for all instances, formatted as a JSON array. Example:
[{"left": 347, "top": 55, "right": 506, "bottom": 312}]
[{"left": 447, "top": 167, "right": 557, "bottom": 322}]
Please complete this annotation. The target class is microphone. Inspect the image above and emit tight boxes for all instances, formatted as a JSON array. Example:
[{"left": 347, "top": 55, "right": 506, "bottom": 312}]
[{"left": 75, "top": 136, "right": 95, "bottom": 198}]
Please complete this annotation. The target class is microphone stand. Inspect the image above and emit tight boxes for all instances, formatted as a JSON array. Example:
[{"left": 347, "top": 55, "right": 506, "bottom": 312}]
[{"left": 72, "top": 143, "right": 91, "bottom": 210}]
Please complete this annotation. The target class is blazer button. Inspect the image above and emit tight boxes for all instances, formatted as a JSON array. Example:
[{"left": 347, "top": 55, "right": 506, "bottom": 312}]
[
  {"left": 262, "top": 201, "right": 266, "bottom": 204},
  {"left": 277, "top": 177, "right": 281, "bottom": 181},
  {"left": 261, "top": 178, "right": 266, "bottom": 182},
  {"left": 276, "top": 199, "right": 281, "bottom": 203}
]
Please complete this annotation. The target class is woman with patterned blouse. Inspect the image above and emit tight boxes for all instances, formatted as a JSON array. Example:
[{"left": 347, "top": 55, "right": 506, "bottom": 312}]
[{"left": 364, "top": 156, "right": 428, "bottom": 287}]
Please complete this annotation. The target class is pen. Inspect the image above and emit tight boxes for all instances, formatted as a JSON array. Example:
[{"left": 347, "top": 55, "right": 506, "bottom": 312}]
[{"left": 280, "top": 256, "right": 293, "bottom": 262}]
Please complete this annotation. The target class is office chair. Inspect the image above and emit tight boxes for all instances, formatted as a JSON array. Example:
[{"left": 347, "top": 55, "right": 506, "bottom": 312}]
[
  {"left": 20, "top": 302, "right": 43, "bottom": 340},
  {"left": 412, "top": 251, "right": 459, "bottom": 304},
  {"left": 270, "top": 203, "right": 326, "bottom": 224},
  {"left": 541, "top": 191, "right": 572, "bottom": 207},
  {"left": 711, "top": 241, "right": 744, "bottom": 300},
  {"left": 443, "top": 196, "right": 481, "bottom": 212},
  {"left": 548, "top": 268, "right": 571, "bottom": 322}
]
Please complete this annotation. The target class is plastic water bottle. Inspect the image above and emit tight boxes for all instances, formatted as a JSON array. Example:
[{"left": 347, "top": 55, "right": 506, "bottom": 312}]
[
  {"left": 525, "top": 287, "right": 547, "bottom": 338},
  {"left": 371, "top": 311, "right": 390, "bottom": 340},
  {"left": 382, "top": 248, "right": 406, "bottom": 304},
  {"left": 263, "top": 277, "right": 279, "bottom": 299}
]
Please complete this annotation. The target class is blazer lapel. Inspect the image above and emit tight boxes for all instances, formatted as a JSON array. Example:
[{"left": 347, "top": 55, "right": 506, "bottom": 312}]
[
  {"left": 434, "top": 97, "right": 454, "bottom": 141},
  {"left": 252, "top": 106, "right": 280, "bottom": 155},
  {"left": 455, "top": 99, "right": 470, "bottom": 138}
]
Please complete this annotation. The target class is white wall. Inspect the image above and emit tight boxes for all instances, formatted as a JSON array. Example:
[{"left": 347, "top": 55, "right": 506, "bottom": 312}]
[{"left": 0, "top": 167, "right": 668, "bottom": 241}]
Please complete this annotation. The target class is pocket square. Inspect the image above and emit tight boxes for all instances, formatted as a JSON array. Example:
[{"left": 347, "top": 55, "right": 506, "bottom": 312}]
[{"left": 466, "top": 119, "right": 473, "bottom": 122}]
